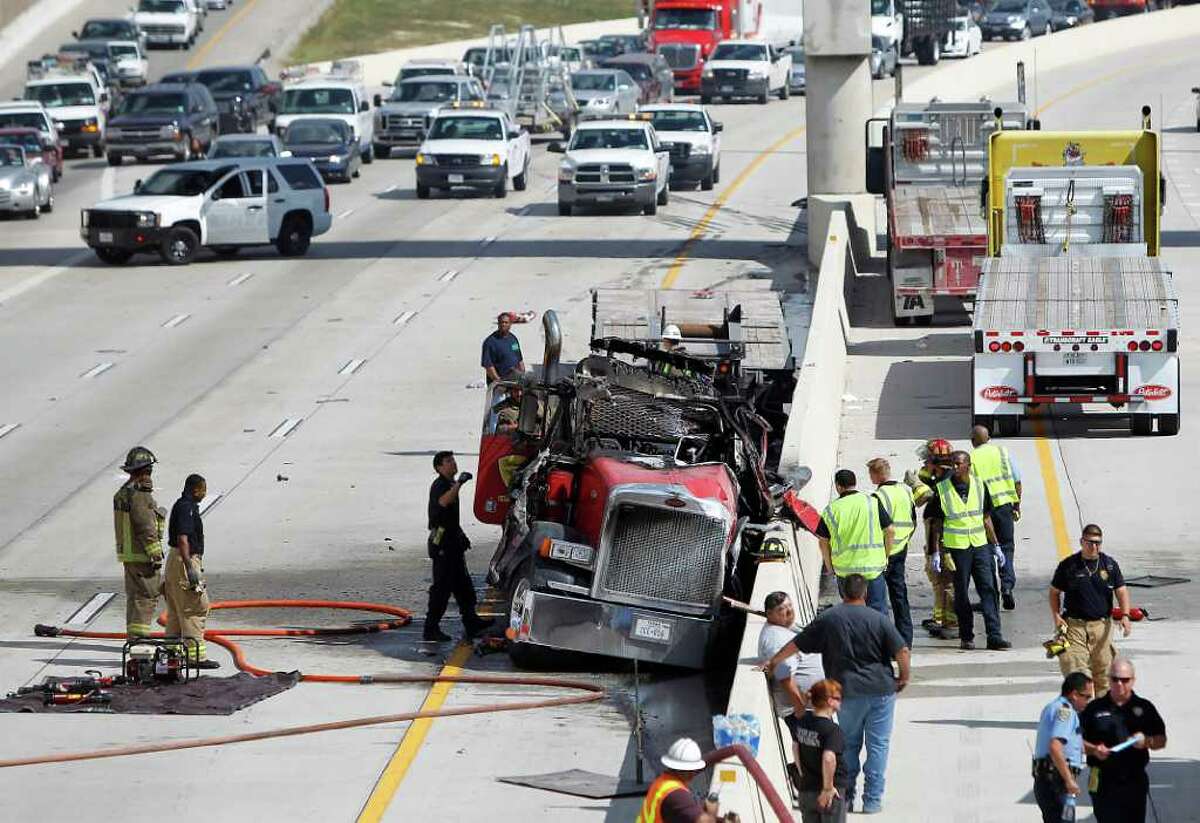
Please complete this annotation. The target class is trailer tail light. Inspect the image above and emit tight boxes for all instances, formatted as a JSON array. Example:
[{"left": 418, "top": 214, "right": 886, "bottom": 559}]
[
  {"left": 1139, "top": 340, "right": 1151, "bottom": 352},
  {"left": 1000, "top": 341, "right": 1012, "bottom": 352},
  {"left": 1127, "top": 341, "right": 1139, "bottom": 352},
  {"left": 1013, "top": 341, "right": 1025, "bottom": 352},
  {"left": 1102, "top": 193, "right": 1134, "bottom": 243},
  {"left": 1015, "top": 194, "right": 1045, "bottom": 243},
  {"left": 989, "top": 342, "right": 1001, "bottom": 352},
  {"left": 1151, "top": 340, "right": 1163, "bottom": 351}
]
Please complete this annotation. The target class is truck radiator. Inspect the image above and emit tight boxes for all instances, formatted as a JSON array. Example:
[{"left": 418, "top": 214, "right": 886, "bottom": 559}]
[{"left": 599, "top": 504, "right": 725, "bottom": 611}]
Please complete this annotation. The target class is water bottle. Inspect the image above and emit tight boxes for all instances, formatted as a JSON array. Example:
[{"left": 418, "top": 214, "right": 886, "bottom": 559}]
[{"left": 1060, "top": 793, "right": 1076, "bottom": 822}]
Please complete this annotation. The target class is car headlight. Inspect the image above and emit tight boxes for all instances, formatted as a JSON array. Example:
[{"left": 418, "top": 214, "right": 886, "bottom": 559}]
[
  {"left": 636, "top": 166, "right": 657, "bottom": 181},
  {"left": 1008, "top": 15, "right": 1021, "bottom": 22},
  {"left": 328, "top": 154, "right": 345, "bottom": 163},
  {"left": 159, "top": 124, "right": 181, "bottom": 139},
  {"left": 1066, "top": 15, "right": 1077, "bottom": 23},
  {"left": 107, "top": 127, "right": 123, "bottom": 138},
  {"left": 558, "top": 163, "right": 575, "bottom": 182},
  {"left": 415, "top": 152, "right": 435, "bottom": 166},
  {"left": 15, "top": 181, "right": 33, "bottom": 194},
  {"left": 135, "top": 211, "right": 159, "bottom": 228},
  {"left": 545, "top": 538, "right": 595, "bottom": 568},
  {"left": 701, "top": 68, "right": 714, "bottom": 78},
  {"left": 83, "top": 118, "right": 99, "bottom": 133},
  {"left": 690, "top": 143, "right": 711, "bottom": 155},
  {"left": 748, "top": 68, "right": 768, "bottom": 79}
]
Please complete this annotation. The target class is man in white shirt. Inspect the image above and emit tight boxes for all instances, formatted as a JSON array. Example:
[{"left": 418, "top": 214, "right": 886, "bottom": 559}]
[{"left": 758, "top": 590, "right": 825, "bottom": 736}]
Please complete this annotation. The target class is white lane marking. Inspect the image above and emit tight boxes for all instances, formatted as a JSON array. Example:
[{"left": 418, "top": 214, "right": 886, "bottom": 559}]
[
  {"left": 337, "top": 208, "right": 356, "bottom": 219},
  {"left": 437, "top": 269, "right": 459, "bottom": 282},
  {"left": 162, "top": 313, "right": 190, "bottom": 328},
  {"left": 482, "top": 235, "right": 496, "bottom": 245},
  {"left": 338, "top": 358, "right": 365, "bottom": 375},
  {"left": 65, "top": 592, "right": 115, "bottom": 627},
  {"left": 268, "top": 417, "right": 303, "bottom": 438},
  {"left": 1176, "top": 182, "right": 1193, "bottom": 188},
  {"left": 392, "top": 310, "right": 416, "bottom": 325},
  {"left": 0, "top": 423, "right": 20, "bottom": 440},
  {"left": 377, "top": 184, "right": 398, "bottom": 194},
  {"left": 81, "top": 362, "right": 114, "bottom": 379},
  {"left": 227, "top": 272, "right": 253, "bottom": 287},
  {"left": 100, "top": 166, "right": 115, "bottom": 202},
  {"left": 0, "top": 250, "right": 90, "bottom": 307},
  {"left": 198, "top": 493, "right": 223, "bottom": 515}
]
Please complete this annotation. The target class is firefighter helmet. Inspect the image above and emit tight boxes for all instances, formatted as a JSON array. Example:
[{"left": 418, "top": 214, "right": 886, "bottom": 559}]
[
  {"left": 120, "top": 446, "right": 157, "bottom": 472},
  {"left": 916, "top": 438, "right": 954, "bottom": 463}
]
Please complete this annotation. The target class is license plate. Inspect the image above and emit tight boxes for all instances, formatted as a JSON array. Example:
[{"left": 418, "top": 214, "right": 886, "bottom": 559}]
[
  {"left": 631, "top": 615, "right": 673, "bottom": 644},
  {"left": 447, "top": 173, "right": 464, "bottom": 184},
  {"left": 595, "top": 194, "right": 614, "bottom": 202},
  {"left": 720, "top": 85, "right": 734, "bottom": 92},
  {"left": 59, "top": 140, "right": 69, "bottom": 148},
  {"left": 1062, "top": 353, "right": 1090, "bottom": 366},
  {"left": 98, "top": 231, "right": 113, "bottom": 243}
]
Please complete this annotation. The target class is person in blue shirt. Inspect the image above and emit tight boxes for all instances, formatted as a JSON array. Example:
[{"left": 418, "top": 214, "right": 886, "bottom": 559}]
[
  {"left": 481, "top": 312, "right": 525, "bottom": 384},
  {"left": 1033, "top": 672, "right": 1094, "bottom": 822}
]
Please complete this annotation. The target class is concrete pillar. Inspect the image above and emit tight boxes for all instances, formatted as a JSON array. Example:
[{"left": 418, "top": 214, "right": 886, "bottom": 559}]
[{"left": 803, "top": 0, "right": 876, "bottom": 265}]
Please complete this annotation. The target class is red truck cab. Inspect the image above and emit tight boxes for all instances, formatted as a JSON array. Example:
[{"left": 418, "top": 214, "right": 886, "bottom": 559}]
[{"left": 650, "top": 0, "right": 760, "bottom": 93}]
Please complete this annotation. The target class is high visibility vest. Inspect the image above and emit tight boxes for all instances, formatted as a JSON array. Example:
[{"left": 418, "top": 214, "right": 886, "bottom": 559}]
[
  {"left": 936, "top": 476, "right": 989, "bottom": 550},
  {"left": 821, "top": 492, "right": 887, "bottom": 579},
  {"left": 971, "top": 443, "right": 1019, "bottom": 507},
  {"left": 875, "top": 483, "right": 915, "bottom": 554},
  {"left": 637, "top": 775, "right": 689, "bottom": 823},
  {"left": 113, "top": 482, "right": 163, "bottom": 564}
]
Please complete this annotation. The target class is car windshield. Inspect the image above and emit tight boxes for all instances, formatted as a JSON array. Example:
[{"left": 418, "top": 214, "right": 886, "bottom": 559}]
[
  {"left": 195, "top": 70, "right": 254, "bottom": 93},
  {"left": 992, "top": 0, "right": 1027, "bottom": 11},
  {"left": 572, "top": 72, "right": 616, "bottom": 91},
  {"left": 282, "top": 87, "right": 355, "bottom": 114},
  {"left": 646, "top": 110, "right": 708, "bottom": 132},
  {"left": 138, "top": 0, "right": 185, "bottom": 11},
  {"left": 710, "top": 43, "right": 768, "bottom": 61},
  {"left": 399, "top": 67, "right": 454, "bottom": 80},
  {"left": 160, "top": 73, "right": 194, "bottom": 84},
  {"left": 653, "top": 8, "right": 718, "bottom": 29},
  {"left": 25, "top": 82, "right": 95, "bottom": 107},
  {"left": 0, "top": 147, "right": 25, "bottom": 166},
  {"left": 139, "top": 167, "right": 228, "bottom": 196},
  {"left": 584, "top": 41, "right": 620, "bottom": 58},
  {"left": 82, "top": 21, "right": 131, "bottom": 38},
  {"left": 558, "top": 47, "right": 582, "bottom": 61},
  {"left": 285, "top": 121, "right": 347, "bottom": 144},
  {"left": 395, "top": 81, "right": 458, "bottom": 103},
  {"left": 211, "top": 139, "right": 276, "bottom": 157},
  {"left": 428, "top": 116, "right": 504, "bottom": 140},
  {"left": 570, "top": 128, "right": 648, "bottom": 150},
  {"left": 117, "top": 92, "right": 186, "bottom": 115},
  {"left": 2, "top": 133, "right": 41, "bottom": 152},
  {"left": 61, "top": 42, "right": 107, "bottom": 60},
  {"left": 871, "top": 0, "right": 891, "bottom": 13},
  {"left": 612, "top": 63, "right": 651, "bottom": 81},
  {"left": 109, "top": 44, "right": 140, "bottom": 58},
  {"left": 0, "top": 112, "right": 48, "bottom": 131}
]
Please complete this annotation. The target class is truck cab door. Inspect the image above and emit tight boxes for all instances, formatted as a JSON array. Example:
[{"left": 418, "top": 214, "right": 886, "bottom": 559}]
[
  {"left": 473, "top": 381, "right": 540, "bottom": 525},
  {"left": 203, "top": 170, "right": 269, "bottom": 245}
]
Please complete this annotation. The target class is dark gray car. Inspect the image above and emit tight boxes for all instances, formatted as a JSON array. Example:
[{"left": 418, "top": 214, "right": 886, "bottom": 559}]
[
  {"left": 1049, "top": 0, "right": 1094, "bottom": 29},
  {"left": 982, "top": 0, "right": 1052, "bottom": 39},
  {"left": 600, "top": 53, "right": 675, "bottom": 104}
]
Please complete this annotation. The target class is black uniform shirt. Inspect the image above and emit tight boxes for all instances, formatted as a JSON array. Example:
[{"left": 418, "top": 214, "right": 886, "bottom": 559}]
[
  {"left": 428, "top": 475, "right": 460, "bottom": 532},
  {"left": 814, "top": 490, "right": 893, "bottom": 539},
  {"left": 1052, "top": 552, "right": 1124, "bottom": 620},
  {"left": 1081, "top": 692, "right": 1165, "bottom": 782},
  {"left": 167, "top": 495, "right": 204, "bottom": 556}
]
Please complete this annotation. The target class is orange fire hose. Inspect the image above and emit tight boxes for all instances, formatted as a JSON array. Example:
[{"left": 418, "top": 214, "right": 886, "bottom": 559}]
[{"left": 5, "top": 599, "right": 603, "bottom": 768}]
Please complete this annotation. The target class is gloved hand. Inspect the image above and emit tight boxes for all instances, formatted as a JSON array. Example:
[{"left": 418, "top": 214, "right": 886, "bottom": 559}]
[
  {"left": 456, "top": 472, "right": 473, "bottom": 485},
  {"left": 903, "top": 469, "right": 921, "bottom": 489},
  {"left": 930, "top": 551, "right": 941, "bottom": 575},
  {"left": 992, "top": 544, "right": 1005, "bottom": 568},
  {"left": 943, "top": 551, "right": 957, "bottom": 573},
  {"left": 186, "top": 564, "right": 201, "bottom": 589}
]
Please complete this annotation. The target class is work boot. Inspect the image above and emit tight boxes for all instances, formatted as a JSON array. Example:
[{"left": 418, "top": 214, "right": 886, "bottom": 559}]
[
  {"left": 921, "top": 618, "right": 940, "bottom": 632},
  {"left": 465, "top": 616, "right": 496, "bottom": 639},
  {"left": 1002, "top": 591, "right": 1016, "bottom": 611},
  {"left": 423, "top": 627, "right": 453, "bottom": 643},
  {"left": 195, "top": 659, "right": 220, "bottom": 670},
  {"left": 960, "top": 640, "right": 976, "bottom": 651},
  {"left": 932, "top": 624, "right": 959, "bottom": 640},
  {"left": 986, "top": 638, "right": 1012, "bottom": 651}
]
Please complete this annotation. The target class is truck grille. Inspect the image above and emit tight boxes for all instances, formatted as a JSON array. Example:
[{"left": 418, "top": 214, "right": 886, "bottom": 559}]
[
  {"left": 87, "top": 210, "right": 139, "bottom": 229},
  {"left": 599, "top": 504, "right": 726, "bottom": 610},
  {"left": 434, "top": 153, "right": 483, "bottom": 167},
  {"left": 661, "top": 142, "right": 690, "bottom": 161},
  {"left": 582, "top": 385, "right": 707, "bottom": 441},
  {"left": 713, "top": 68, "right": 748, "bottom": 82},
  {"left": 0, "top": 191, "right": 10, "bottom": 204},
  {"left": 113, "top": 127, "right": 161, "bottom": 141},
  {"left": 657, "top": 43, "right": 700, "bottom": 70},
  {"left": 576, "top": 163, "right": 635, "bottom": 184},
  {"left": 143, "top": 24, "right": 184, "bottom": 35},
  {"left": 386, "top": 115, "right": 425, "bottom": 130}
]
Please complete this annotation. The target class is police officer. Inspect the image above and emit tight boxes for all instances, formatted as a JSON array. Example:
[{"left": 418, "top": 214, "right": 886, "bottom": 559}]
[
  {"left": 165, "top": 474, "right": 219, "bottom": 670},
  {"left": 935, "top": 451, "right": 1010, "bottom": 651},
  {"left": 970, "top": 425, "right": 1022, "bottom": 610},
  {"left": 424, "top": 451, "right": 494, "bottom": 643},
  {"left": 816, "top": 469, "right": 894, "bottom": 616},
  {"left": 1033, "top": 672, "right": 1093, "bottom": 822},
  {"left": 1049, "top": 524, "right": 1133, "bottom": 695},
  {"left": 1081, "top": 658, "right": 1167, "bottom": 823},
  {"left": 113, "top": 446, "right": 165, "bottom": 637},
  {"left": 868, "top": 457, "right": 915, "bottom": 647}
]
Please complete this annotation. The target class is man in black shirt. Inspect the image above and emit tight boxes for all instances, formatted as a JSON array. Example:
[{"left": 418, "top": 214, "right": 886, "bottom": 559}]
[
  {"left": 165, "top": 473, "right": 219, "bottom": 669},
  {"left": 1080, "top": 657, "right": 1167, "bottom": 822},
  {"left": 425, "top": 451, "right": 494, "bottom": 643},
  {"left": 1049, "top": 524, "right": 1133, "bottom": 694}
]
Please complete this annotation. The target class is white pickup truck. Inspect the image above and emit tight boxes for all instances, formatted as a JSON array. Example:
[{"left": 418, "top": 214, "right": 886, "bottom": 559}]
[
  {"left": 132, "top": 0, "right": 199, "bottom": 49},
  {"left": 551, "top": 117, "right": 671, "bottom": 216},
  {"left": 414, "top": 107, "right": 531, "bottom": 199},
  {"left": 699, "top": 39, "right": 791, "bottom": 105}
]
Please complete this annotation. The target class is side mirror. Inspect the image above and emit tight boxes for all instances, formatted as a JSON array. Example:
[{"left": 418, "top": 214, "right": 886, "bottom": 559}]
[
  {"left": 1192, "top": 87, "right": 1200, "bottom": 95},
  {"left": 507, "top": 129, "right": 521, "bottom": 139},
  {"left": 133, "top": 179, "right": 142, "bottom": 193},
  {"left": 382, "top": 80, "right": 393, "bottom": 87},
  {"left": 547, "top": 142, "right": 566, "bottom": 153},
  {"left": 72, "top": 30, "right": 79, "bottom": 38},
  {"left": 359, "top": 100, "right": 369, "bottom": 112},
  {"left": 373, "top": 93, "right": 382, "bottom": 108},
  {"left": 712, "top": 122, "right": 723, "bottom": 133},
  {"left": 279, "top": 150, "right": 292, "bottom": 157}
]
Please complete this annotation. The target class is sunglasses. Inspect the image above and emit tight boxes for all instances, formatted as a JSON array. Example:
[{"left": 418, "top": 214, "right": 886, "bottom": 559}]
[
  {"left": 1082, "top": 539, "right": 1103, "bottom": 546},
  {"left": 1110, "top": 676, "right": 1132, "bottom": 683}
]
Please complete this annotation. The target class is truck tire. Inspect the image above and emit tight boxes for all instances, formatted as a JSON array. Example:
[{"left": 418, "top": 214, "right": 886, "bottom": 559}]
[
  {"left": 92, "top": 144, "right": 104, "bottom": 158},
  {"left": 361, "top": 143, "right": 373, "bottom": 164},
  {"left": 558, "top": 201, "right": 572, "bottom": 216},
  {"left": 160, "top": 225, "right": 199, "bottom": 265},
  {"left": 373, "top": 143, "right": 390, "bottom": 159},
  {"left": 644, "top": 199, "right": 658, "bottom": 216},
  {"left": 513, "top": 160, "right": 528, "bottom": 191},
  {"left": 107, "top": 153, "right": 122, "bottom": 166},
  {"left": 494, "top": 168, "right": 507, "bottom": 198},
  {"left": 916, "top": 37, "right": 941, "bottom": 65},
  {"left": 778, "top": 82, "right": 789, "bottom": 101},
  {"left": 997, "top": 416, "right": 1021, "bottom": 437},
  {"left": 504, "top": 562, "right": 553, "bottom": 670},
  {"left": 757, "top": 91, "right": 769, "bottom": 104},
  {"left": 701, "top": 167, "right": 715, "bottom": 191},
  {"left": 1158, "top": 414, "right": 1179, "bottom": 436},
  {"left": 1130, "top": 414, "right": 1152, "bottom": 436},
  {"left": 657, "top": 182, "right": 669, "bottom": 206},
  {"left": 416, "top": 182, "right": 430, "bottom": 199}
]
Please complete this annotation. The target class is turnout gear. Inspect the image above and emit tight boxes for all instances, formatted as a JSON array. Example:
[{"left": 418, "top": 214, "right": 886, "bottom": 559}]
[
  {"left": 822, "top": 493, "right": 887, "bottom": 579},
  {"left": 936, "top": 476, "right": 989, "bottom": 550},
  {"left": 120, "top": 446, "right": 157, "bottom": 472},
  {"left": 114, "top": 474, "right": 164, "bottom": 637},
  {"left": 164, "top": 548, "right": 212, "bottom": 665}
]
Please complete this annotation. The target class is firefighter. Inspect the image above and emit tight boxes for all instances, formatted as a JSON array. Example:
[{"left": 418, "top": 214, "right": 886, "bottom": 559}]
[
  {"left": 113, "top": 446, "right": 165, "bottom": 638},
  {"left": 165, "top": 474, "right": 219, "bottom": 669},
  {"left": 908, "top": 439, "right": 958, "bottom": 639},
  {"left": 637, "top": 737, "right": 727, "bottom": 823},
  {"left": 868, "top": 457, "right": 915, "bottom": 647},
  {"left": 971, "top": 425, "right": 1022, "bottom": 610}
]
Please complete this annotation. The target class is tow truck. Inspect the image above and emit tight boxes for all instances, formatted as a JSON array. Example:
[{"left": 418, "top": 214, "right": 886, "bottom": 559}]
[
  {"left": 972, "top": 110, "right": 1179, "bottom": 436},
  {"left": 474, "top": 287, "right": 799, "bottom": 668},
  {"left": 867, "top": 97, "right": 1031, "bottom": 325}
]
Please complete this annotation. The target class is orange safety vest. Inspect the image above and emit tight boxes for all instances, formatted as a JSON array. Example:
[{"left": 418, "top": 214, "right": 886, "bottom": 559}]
[{"left": 637, "top": 775, "right": 689, "bottom": 823}]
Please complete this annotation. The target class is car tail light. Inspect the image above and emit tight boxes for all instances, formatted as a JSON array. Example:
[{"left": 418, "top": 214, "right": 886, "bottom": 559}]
[{"left": 1151, "top": 340, "right": 1163, "bottom": 351}]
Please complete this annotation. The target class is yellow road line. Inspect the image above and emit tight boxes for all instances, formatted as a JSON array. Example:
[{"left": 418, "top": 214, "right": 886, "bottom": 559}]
[
  {"left": 186, "top": 0, "right": 263, "bottom": 70},
  {"left": 1030, "top": 419, "right": 1073, "bottom": 559},
  {"left": 356, "top": 642, "right": 474, "bottom": 822},
  {"left": 660, "top": 125, "right": 807, "bottom": 288}
]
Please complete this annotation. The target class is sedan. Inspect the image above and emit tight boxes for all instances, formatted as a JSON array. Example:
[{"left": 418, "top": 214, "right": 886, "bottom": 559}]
[
  {"left": 870, "top": 36, "right": 898, "bottom": 79},
  {"left": 982, "top": 0, "right": 1052, "bottom": 39},
  {"left": 282, "top": 118, "right": 361, "bottom": 182},
  {"left": 209, "top": 133, "right": 286, "bottom": 159},
  {"left": 0, "top": 127, "right": 62, "bottom": 181},
  {"left": 1050, "top": 0, "right": 1094, "bottom": 29},
  {"left": 600, "top": 53, "right": 675, "bottom": 104},
  {"left": 571, "top": 69, "right": 641, "bottom": 117},
  {"left": 0, "top": 145, "right": 52, "bottom": 218},
  {"left": 786, "top": 44, "right": 806, "bottom": 93}
]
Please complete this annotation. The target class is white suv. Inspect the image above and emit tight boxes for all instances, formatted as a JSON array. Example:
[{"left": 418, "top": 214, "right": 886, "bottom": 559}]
[
  {"left": 132, "top": 0, "right": 199, "bottom": 49},
  {"left": 82, "top": 159, "right": 333, "bottom": 265}
]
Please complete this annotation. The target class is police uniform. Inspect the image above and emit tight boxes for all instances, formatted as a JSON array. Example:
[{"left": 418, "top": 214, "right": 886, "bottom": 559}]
[
  {"left": 165, "top": 492, "right": 212, "bottom": 664},
  {"left": 113, "top": 474, "right": 165, "bottom": 637},
  {"left": 971, "top": 442, "right": 1020, "bottom": 599},
  {"left": 425, "top": 474, "right": 487, "bottom": 639},
  {"left": 874, "top": 480, "right": 915, "bottom": 647},
  {"left": 1032, "top": 695, "right": 1083, "bottom": 822},
  {"left": 1051, "top": 551, "right": 1125, "bottom": 694},
  {"left": 1081, "top": 691, "right": 1165, "bottom": 823}
]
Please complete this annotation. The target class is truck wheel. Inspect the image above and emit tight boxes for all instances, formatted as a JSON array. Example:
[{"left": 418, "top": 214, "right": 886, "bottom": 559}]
[
  {"left": 416, "top": 182, "right": 430, "bottom": 199},
  {"left": 643, "top": 199, "right": 658, "bottom": 216},
  {"left": 361, "top": 143, "right": 373, "bottom": 164},
  {"left": 657, "top": 183, "right": 669, "bottom": 206},
  {"left": 1158, "top": 414, "right": 1179, "bottom": 436},
  {"left": 712, "top": 163, "right": 720, "bottom": 184},
  {"left": 373, "top": 143, "right": 390, "bottom": 160},
  {"left": 92, "top": 144, "right": 104, "bottom": 158},
  {"left": 95, "top": 247, "right": 133, "bottom": 265},
  {"left": 1130, "top": 415, "right": 1153, "bottom": 436},
  {"left": 1195, "top": 118, "right": 1199, "bottom": 133},
  {"left": 504, "top": 563, "right": 552, "bottom": 670},
  {"left": 494, "top": 169, "right": 507, "bottom": 198},
  {"left": 160, "top": 225, "right": 198, "bottom": 265},
  {"left": 778, "top": 82, "right": 789, "bottom": 101},
  {"left": 557, "top": 201, "right": 572, "bottom": 216},
  {"left": 701, "top": 168, "right": 715, "bottom": 191},
  {"left": 276, "top": 215, "right": 312, "bottom": 257},
  {"left": 107, "top": 153, "right": 122, "bottom": 166},
  {"left": 513, "top": 160, "right": 528, "bottom": 191},
  {"left": 757, "top": 91, "right": 769, "bottom": 104}
]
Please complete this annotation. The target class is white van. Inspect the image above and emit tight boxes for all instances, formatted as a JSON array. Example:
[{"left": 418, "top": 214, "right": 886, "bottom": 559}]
[{"left": 276, "top": 70, "right": 376, "bottom": 162}]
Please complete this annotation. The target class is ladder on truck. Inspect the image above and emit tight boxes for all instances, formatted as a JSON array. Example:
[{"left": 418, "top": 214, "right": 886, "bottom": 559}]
[{"left": 485, "top": 24, "right": 576, "bottom": 137}]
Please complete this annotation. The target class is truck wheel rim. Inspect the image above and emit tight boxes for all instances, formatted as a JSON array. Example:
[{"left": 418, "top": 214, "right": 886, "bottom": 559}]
[
  {"left": 170, "top": 237, "right": 191, "bottom": 261},
  {"left": 510, "top": 578, "right": 530, "bottom": 632}
]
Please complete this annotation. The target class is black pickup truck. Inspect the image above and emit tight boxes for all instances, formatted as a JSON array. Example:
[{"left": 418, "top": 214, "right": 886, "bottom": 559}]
[{"left": 164, "top": 65, "right": 281, "bottom": 134}]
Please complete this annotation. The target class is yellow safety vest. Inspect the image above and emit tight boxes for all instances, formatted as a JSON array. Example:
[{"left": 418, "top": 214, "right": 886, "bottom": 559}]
[
  {"left": 875, "top": 483, "right": 915, "bottom": 555},
  {"left": 971, "top": 443, "right": 1019, "bottom": 507},
  {"left": 936, "top": 476, "right": 989, "bottom": 550},
  {"left": 113, "top": 482, "right": 164, "bottom": 564},
  {"left": 637, "top": 775, "right": 689, "bottom": 823},
  {"left": 821, "top": 492, "right": 887, "bottom": 579}
]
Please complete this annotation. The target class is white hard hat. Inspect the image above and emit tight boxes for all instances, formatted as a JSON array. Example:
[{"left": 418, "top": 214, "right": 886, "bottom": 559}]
[
  {"left": 662, "top": 324, "right": 682, "bottom": 341},
  {"left": 660, "top": 737, "right": 705, "bottom": 771}
]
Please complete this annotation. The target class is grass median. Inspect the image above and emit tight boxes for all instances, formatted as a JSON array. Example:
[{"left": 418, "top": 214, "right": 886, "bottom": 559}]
[{"left": 289, "top": 0, "right": 636, "bottom": 64}]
